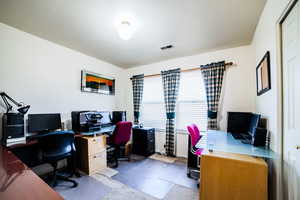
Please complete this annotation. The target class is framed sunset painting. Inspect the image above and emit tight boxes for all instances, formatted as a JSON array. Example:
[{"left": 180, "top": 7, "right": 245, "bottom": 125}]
[{"left": 81, "top": 70, "right": 115, "bottom": 95}]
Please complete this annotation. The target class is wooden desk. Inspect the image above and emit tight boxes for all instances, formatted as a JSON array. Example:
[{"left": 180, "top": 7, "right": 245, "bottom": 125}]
[
  {"left": 0, "top": 145, "right": 63, "bottom": 200},
  {"left": 196, "top": 131, "right": 272, "bottom": 200},
  {"left": 199, "top": 150, "right": 268, "bottom": 200},
  {"left": 7, "top": 131, "right": 109, "bottom": 172}
]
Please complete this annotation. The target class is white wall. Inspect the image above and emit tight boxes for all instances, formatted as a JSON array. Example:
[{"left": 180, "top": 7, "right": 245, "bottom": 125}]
[
  {"left": 251, "top": 1, "right": 293, "bottom": 199},
  {"left": 252, "top": 0, "right": 291, "bottom": 152},
  {"left": 125, "top": 45, "right": 256, "bottom": 131},
  {"left": 0, "top": 23, "right": 126, "bottom": 133},
  {"left": 124, "top": 45, "right": 256, "bottom": 157}
]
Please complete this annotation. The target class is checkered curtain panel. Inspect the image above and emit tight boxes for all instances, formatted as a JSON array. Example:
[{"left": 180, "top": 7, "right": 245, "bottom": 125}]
[
  {"left": 200, "top": 61, "right": 226, "bottom": 130},
  {"left": 161, "top": 68, "right": 181, "bottom": 156},
  {"left": 131, "top": 74, "right": 144, "bottom": 125}
]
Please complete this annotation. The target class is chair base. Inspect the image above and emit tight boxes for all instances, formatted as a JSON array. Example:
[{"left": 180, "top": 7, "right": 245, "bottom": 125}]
[
  {"left": 107, "top": 144, "right": 131, "bottom": 168},
  {"left": 187, "top": 168, "right": 200, "bottom": 180},
  {"left": 107, "top": 146, "right": 118, "bottom": 168},
  {"left": 51, "top": 174, "right": 78, "bottom": 188},
  {"left": 47, "top": 162, "right": 78, "bottom": 188}
]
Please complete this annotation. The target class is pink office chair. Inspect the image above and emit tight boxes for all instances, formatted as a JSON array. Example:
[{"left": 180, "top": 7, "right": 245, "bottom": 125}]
[
  {"left": 107, "top": 121, "right": 133, "bottom": 168},
  {"left": 112, "top": 121, "right": 133, "bottom": 146},
  {"left": 192, "top": 124, "right": 201, "bottom": 139},
  {"left": 187, "top": 124, "right": 203, "bottom": 156}
]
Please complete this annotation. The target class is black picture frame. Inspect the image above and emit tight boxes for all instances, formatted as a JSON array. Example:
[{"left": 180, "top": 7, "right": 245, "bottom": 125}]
[{"left": 256, "top": 51, "right": 271, "bottom": 96}]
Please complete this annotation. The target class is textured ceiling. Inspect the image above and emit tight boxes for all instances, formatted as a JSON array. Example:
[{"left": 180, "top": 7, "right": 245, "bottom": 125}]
[{"left": 0, "top": 0, "right": 266, "bottom": 68}]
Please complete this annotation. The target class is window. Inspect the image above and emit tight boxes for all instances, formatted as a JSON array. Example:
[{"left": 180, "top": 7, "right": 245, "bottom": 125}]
[
  {"left": 177, "top": 71, "right": 207, "bottom": 131},
  {"left": 140, "top": 70, "right": 207, "bottom": 132},
  {"left": 140, "top": 76, "right": 166, "bottom": 129}
]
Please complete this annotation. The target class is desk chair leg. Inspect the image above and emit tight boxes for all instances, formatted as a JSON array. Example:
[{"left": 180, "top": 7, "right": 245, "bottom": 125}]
[
  {"left": 113, "top": 148, "right": 118, "bottom": 168},
  {"left": 50, "top": 162, "right": 78, "bottom": 188},
  {"left": 51, "top": 162, "right": 58, "bottom": 187},
  {"left": 116, "top": 145, "right": 130, "bottom": 161},
  {"left": 67, "top": 153, "right": 81, "bottom": 178},
  {"left": 57, "top": 175, "right": 78, "bottom": 188}
]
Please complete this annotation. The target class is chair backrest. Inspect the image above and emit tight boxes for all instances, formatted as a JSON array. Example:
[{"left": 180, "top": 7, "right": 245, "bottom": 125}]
[
  {"left": 191, "top": 124, "right": 201, "bottom": 139},
  {"left": 38, "top": 132, "right": 75, "bottom": 158},
  {"left": 112, "top": 121, "right": 133, "bottom": 145},
  {"left": 187, "top": 125, "right": 198, "bottom": 146}
]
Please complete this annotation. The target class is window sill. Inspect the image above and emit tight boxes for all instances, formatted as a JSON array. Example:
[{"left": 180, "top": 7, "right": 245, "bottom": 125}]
[{"left": 154, "top": 128, "right": 206, "bottom": 135}]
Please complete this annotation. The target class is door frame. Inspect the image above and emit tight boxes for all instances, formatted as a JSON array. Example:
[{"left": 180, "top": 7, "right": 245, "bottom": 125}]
[{"left": 276, "top": 0, "right": 299, "bottom": 199}]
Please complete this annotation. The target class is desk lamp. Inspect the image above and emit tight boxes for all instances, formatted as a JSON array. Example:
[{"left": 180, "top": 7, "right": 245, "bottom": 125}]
[{"left": 0, "top": 92, "right": 30, "bottom": 114}]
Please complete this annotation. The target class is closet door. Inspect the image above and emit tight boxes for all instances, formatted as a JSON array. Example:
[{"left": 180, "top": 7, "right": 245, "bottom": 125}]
[{"left": 282, "top": 1, "right": 300, "bottom": 200}]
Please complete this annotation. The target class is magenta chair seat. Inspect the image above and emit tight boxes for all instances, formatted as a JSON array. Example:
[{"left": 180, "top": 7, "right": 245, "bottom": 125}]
[{"left": 195, "top": 148, "right": 204, "bottom": 156}]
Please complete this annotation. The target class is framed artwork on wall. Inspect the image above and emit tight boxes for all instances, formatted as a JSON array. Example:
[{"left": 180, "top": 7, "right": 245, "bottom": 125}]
[
  {"left": 256, "top": 51, "right": 271, "bottom": 96},
  {"left": 81, "top": 70, "right": 115, "bottom": 95}
]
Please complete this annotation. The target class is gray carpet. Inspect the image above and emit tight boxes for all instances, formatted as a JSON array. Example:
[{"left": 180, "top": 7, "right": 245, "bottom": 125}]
[
  {"left": 92, "top": 174, "right": 157, "bottom": 200},
  {"left": 93, "top": 173, "right": 198, "bottom": 200},
  {"left": 54, "top": 156, "right": 199, "bottom": 199}
]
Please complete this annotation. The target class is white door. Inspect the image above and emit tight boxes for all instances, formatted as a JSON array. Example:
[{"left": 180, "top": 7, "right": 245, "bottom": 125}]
[{"left": 282, "top": 1, "right": 300, "bottom": 200}]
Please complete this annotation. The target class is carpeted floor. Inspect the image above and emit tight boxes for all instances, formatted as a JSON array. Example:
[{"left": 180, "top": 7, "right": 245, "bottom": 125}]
[{"left": 54, "top": 156, "right": 199, "bottom": 200}]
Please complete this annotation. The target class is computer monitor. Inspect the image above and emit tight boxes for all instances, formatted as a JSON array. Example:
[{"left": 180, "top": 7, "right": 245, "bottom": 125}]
[
  {"left": 227, "top": 112, "right": 253, "bottom": 134},
  {"left": 99, "top": 111, "right": 112, "bottom": 125},
  {"left": 28, "top": 113, "right": 62, "bottom": 133},
  {"left": 248, "top": 114, "right": 261, "bottom": 136}
]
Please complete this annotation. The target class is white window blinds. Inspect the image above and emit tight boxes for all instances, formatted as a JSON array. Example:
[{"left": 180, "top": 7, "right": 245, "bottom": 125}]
[{"left": 140, "top": 70, "right": 207, "bottom": 132}]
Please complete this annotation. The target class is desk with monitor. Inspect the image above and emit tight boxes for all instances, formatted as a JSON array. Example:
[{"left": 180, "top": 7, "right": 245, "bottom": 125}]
[
  {"left": 195, "top": 112, "right": 274, "bottom": 200},
  {"left": 195, "top": 130, "right": 275, "bottom": 159},
  {"left": 196, "top": 131, "right": 273, "bottom": 200},
  {"left": 9, "top": 111, "right": 117, "bottom": 169}
]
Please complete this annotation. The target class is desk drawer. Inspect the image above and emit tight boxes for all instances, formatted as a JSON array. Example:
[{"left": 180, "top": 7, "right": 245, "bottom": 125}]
[
  {"left": 87, "top": 135, "right": 106, "bottom": 155},
  {"left": 88, "top": 150, "right": 107, "bottom": 174}
]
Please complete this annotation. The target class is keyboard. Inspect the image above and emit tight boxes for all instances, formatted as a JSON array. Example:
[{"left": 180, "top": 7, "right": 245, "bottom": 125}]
[
  {"left": 80, "top": 125, "right": 116, "bottom": 136},
  {"left": 241, "top": 139, "right": 252, "bottom": 144},
  {"left": 100, "top": 125, "right": 116, "bottom": 134},
  {"left": 231, "top": 133, "right": 244, "bottom": 139}
]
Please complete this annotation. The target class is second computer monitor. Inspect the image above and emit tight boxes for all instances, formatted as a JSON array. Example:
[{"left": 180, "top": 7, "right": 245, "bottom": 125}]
[{"left": 28, "top": 113, "right": 62, "bottom": 133}]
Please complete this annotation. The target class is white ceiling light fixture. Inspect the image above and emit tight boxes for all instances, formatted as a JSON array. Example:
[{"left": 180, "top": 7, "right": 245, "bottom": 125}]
[{"left": 117, "top": 21, "right": 134, "bottom": 40}]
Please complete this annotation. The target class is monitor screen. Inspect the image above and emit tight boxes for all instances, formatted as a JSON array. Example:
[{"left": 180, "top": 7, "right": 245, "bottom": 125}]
[
  {"left": 28, "top": 113, "right": 62, "bottom": 133},
  {"left": 99, "top": 111, "right": 111, "bottom": 125},
  {"left": 227, "top": 112, "right": 253, "bottom": 134},
  {"left": 248, "top": 114, "right": 261, "bottom": 136}
]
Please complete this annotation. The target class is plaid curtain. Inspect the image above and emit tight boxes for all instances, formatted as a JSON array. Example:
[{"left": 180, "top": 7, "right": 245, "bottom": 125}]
[
  {"left": 161, "top": 68, "right": 181, "bottom": 157},
  {"left": 131, "top": 74, "right": 144, "bottom": 125},
  {"left": 200, "top": 61, "right": 226, "bottom": 130}
]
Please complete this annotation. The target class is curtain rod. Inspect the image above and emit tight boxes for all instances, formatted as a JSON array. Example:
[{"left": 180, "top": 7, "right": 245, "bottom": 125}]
[{"left": 130, "top": 62, "right": 234, "bottom": 79}]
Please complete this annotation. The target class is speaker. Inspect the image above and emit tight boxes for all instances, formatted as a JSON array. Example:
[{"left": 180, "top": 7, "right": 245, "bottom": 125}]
[
  {"left": 252, "top": 127, "right": 267, "bottom": 147},
  {"left": 112, "top": 111, "right": 126, "bottom": 124},
  {"left": 2, "top": 113, "right": 25, "bottom": 144}
]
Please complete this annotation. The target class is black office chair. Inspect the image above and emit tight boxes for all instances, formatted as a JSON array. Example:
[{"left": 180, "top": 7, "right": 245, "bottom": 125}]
[{"left": 38, "top": 132, "right": 78, "bottom": 188}]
